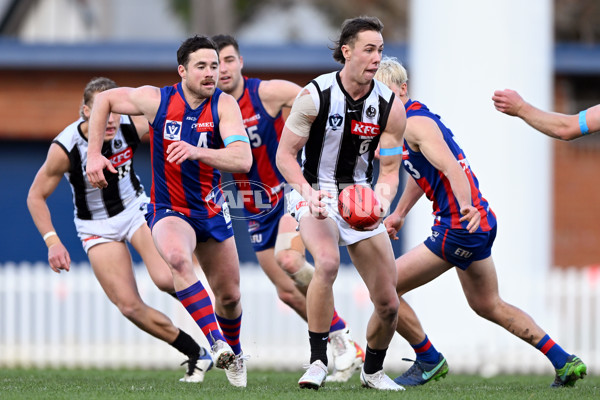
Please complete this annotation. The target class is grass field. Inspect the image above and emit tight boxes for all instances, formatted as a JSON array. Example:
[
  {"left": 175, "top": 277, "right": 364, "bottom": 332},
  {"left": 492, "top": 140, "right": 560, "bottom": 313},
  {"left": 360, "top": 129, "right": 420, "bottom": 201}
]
[{"left": 0, "top": 368, "right": 598, "bottom": 400}]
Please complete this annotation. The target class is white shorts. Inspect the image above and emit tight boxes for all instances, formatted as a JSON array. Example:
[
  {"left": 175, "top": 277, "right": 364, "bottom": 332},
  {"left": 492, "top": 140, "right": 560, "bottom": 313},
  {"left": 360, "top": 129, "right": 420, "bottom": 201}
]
[
  {"left": 286, "top": 189, "right": 386, "bottom": 247},
  {"left": 74, "top": 194, "right": 149, "bottom": 253}
]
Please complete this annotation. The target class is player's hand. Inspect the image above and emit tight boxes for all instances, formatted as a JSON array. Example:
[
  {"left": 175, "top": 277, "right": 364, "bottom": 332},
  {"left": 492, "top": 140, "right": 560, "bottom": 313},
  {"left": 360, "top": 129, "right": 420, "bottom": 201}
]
[
  {"left": 492, "top": 89, "right": 525, "bottom": 117},
  {"left": 384, "top": 213, "right": 405, "bottom": 240},
  {"left": 459, "top": 205, "right": 480, "bottom": 233},
  {"left": 308, "top": 190, "right": 333, "bottom": 219},
  {"left": 48, "top": 242, "right": 71, "bottom": 273},
  {"left": 166, "top": 141, "right": 198, "bottom": 164},
  {"left": 86, "top": 155, "right": 116, "bottom": 189}
]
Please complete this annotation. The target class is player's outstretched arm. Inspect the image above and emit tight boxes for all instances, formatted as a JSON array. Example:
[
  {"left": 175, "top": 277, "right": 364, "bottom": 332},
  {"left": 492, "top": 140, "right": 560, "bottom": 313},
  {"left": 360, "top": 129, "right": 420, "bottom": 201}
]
[
  {"left": 87, "top": 86, "right": 159, "bottom": 188},
  {"left": 493, "top": 89, "right": 600, "bottom": 141}
]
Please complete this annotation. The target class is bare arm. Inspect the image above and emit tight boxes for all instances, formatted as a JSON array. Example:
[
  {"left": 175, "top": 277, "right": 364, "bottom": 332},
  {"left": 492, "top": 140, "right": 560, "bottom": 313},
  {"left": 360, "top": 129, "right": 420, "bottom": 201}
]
[
  {"left": 408, "top": 116, "right": 480, "bottom": 232},
  {"left": 87, "top": 86, "right": 160, "bottom": 188},
  {"left": 492, "top": 89, "right": 600, "bottom": 140},
  {"left": 165, "top": 93, "right": 252, "bottom": 173},
  {"left": 276, "top": 89, "right": 332, "bottom": 218},
  {"left": 374, "top": 97, "right": 406, "bottom": 216},
  {"left": 384, "top": 177, "right": 424, "bottom": 240},
  {"left": 27, "top": 143, "right": 72, "bottom": 273},
  {"left": 258, "top": 79, "right": 302, "bottom": 117}
]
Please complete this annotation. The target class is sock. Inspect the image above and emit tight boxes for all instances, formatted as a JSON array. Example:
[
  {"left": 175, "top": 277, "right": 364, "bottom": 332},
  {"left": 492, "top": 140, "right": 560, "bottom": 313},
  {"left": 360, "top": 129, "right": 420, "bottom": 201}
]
[
  {"left": 329, "top": 309, "right": 347, "bottom": 333},
  {"left": 176, "top": 280, "right": 226, "bottom": 347},
  {"left": 363, "top": 345, "right": 387, "bottom": 374},
  {"left": 216, "top": 313, "right": 242, "bottom": 355},
  {"left": 536, "top": 334, "right": 569, "bottom": 369},
  {"left": 308, "top": 331, "right": 329, "bottom": 365},
  {"left": 411, "top": 335, "right": 440, "bottom": 364},
  {"left": 170, "top": 329, "right": 201, "bottom": 358}
]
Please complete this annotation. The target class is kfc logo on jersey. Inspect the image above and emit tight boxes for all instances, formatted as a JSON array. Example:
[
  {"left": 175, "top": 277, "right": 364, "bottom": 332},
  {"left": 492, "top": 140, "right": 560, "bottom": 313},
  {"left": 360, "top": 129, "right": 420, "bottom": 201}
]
[
  {"left": 351, "top": 121, "right": 380, "bottom": 137},
  {"left": 109, "top": 148, "right": 133, "bottom": 167},
  {"left": 164, "top": 120, "right": 182, "bottom": 141},
  {"left": 328, "top": 113, "right": 343, "bottom": 131}
]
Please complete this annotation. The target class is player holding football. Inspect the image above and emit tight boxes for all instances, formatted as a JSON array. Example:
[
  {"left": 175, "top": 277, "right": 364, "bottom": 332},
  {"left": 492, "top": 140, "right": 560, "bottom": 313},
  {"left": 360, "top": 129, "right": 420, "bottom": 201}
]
[
  {"left": 27, "top": 77, "right": 213, "bottom": 383},
  {"left": 276, "top": 16, "right": 407, "bottom": 391},
  {"left": 211, "top": 34, "right": 365, "bottom": 382},
  {"left": 376, "top": 56, "right": 586, "bottom": 388}
]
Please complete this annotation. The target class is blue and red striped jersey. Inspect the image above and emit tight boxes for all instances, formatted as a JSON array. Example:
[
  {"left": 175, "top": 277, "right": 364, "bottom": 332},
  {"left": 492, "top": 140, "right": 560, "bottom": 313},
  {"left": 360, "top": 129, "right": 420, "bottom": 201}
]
[
  {"left": 403, "top": 99, "right": 496, "bottom": 231},
  {"left": 232, "top": 77, "right": 286, "bottom": 215},
  {"left": 148, "top": 83, "right": 224, "bottom": 218}
]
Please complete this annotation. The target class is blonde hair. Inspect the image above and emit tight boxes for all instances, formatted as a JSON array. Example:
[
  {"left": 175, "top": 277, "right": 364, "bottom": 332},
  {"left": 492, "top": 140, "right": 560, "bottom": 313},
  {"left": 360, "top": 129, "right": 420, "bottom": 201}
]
[{"left": 375, "top": 56, "right": 408, "bottom": 88}]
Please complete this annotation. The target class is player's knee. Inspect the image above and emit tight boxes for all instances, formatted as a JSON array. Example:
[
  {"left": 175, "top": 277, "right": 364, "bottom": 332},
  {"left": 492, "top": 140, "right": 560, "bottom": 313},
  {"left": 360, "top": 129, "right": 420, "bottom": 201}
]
[
  {"left": 116, "top": 299, "right": 145, "bottom": 321},
  {"left": 313, "top": 255, "right": 339, "bottom": 285},
  {"left": 214, "top": 289, "right": 241, "bottom": 310},
  {"left": 161, "top": 249, "right": 191, "bottom": 274},
  {"left": 276, "top": 286, "right": 303, "bottom": 309},
  {"left": 373, "top": 294, "right": 400, "bottom": 322},
  {"left": 469, "top": 297, "right": 499, "bottom": 320}
]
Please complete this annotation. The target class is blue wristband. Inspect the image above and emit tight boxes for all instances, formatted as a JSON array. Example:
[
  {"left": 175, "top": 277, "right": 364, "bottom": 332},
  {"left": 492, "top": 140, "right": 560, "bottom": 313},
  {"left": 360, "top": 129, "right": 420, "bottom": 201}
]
[
  {"left": 379, "top": 146, "right": 403, "bottom": 156},
  {"left": 579, "top": 110, "right": 590, "bottom": 135},
  {"left": 223, "top": 135, "right": 250, "bottom": 147}
]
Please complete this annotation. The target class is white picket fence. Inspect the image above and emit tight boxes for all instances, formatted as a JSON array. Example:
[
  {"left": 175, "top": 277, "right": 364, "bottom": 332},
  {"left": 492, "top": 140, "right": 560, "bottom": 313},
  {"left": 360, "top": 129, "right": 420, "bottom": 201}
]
[{"left": 0, "top": 261, "right": 598, "bottom": 376}]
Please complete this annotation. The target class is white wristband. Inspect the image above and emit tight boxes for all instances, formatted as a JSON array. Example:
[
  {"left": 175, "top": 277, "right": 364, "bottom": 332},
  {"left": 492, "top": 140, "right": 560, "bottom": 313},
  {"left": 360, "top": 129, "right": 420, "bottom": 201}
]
[{"left": 43, "top": 231, "right": 57, "bottom": 241}]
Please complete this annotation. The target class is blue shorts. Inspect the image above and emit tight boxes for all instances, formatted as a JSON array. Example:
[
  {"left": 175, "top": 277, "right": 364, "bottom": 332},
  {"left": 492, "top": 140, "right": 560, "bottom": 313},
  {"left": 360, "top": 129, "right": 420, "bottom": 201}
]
[
  {"left": 245, "top": 200, "right": 285, "bottom": 252},
  {"left": 424, "top": 224, "right": 497, "bottom": 270},
  {"left": 145, "top": 205, "right": 233, "bottom": 243}
]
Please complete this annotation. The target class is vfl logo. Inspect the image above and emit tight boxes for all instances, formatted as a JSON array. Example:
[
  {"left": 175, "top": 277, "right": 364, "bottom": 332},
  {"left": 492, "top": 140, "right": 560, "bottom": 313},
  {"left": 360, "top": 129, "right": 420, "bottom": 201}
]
[
  {"left": 328, "top": 113, "right": 343, "bottom": 131},
  {"left": 164, "top": 120, "right": 182, "bottom": 141},
  {"left": 248, "top": 221, "right": 260, "bottom": 233},
  {"left": 113, "top": 139, "right": 123, "bottom": 149},
  {"left": 366, "top": 105, "right": 377, "bottom": 118}
]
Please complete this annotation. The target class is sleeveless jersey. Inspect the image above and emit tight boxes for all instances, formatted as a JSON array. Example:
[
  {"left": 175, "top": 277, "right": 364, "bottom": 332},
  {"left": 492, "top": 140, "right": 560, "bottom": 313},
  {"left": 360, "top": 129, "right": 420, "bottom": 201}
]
[
  {"left": 148, "top": 83, "right": 224, "bottom": 218},
  {"left": 301, "top": 71, "right": 395, "bottom": 194},
  {"left": 53, "top": 116, "right": 143, "bottom": 220},
  {"left": 403, "top": 99, "right": 496, "bottom": 231}
]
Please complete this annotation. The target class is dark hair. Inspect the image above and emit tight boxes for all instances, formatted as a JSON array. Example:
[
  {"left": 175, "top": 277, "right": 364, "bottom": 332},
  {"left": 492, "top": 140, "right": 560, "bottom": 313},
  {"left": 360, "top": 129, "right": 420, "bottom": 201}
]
[
  {"left": 177, "top": 35, "right": 219, "bottom": 67},
  {"left": 332, "top": 16, "right": 384, "bottom": 64},
  {"left": 80, "top": 77, "right": 118, "bottom": 119},
  {"left": 211, "top": 34, "right": 240, "bottom": 54}
]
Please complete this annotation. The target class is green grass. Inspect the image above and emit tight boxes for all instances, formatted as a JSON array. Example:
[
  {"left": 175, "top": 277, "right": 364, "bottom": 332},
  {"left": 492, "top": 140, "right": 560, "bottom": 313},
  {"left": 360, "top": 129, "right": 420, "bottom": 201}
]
[{"left": 0, "top": 368, "right": 598, "bottom": 400}]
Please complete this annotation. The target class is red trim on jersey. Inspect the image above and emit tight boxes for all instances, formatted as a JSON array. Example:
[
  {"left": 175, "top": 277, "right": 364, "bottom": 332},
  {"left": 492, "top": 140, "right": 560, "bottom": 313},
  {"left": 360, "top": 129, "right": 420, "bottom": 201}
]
[
  {"left": 163, "top": 95, "right": 190, "bottom": 216},
  {"left": 407, "top": 102, "right": 423, "bottom": 112},
  {"left": 438, "top": 171, "right": 462, "bottom": 229},
  {"left": 197, "top": 102, "right": 220, "bottom": 218}
]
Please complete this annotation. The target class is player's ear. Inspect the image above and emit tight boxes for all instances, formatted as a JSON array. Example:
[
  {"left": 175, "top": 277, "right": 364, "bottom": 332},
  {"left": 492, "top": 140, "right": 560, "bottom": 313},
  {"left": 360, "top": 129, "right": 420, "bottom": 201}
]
[{"left": 239, "top": 55, "right": 244, "bottom": 70}]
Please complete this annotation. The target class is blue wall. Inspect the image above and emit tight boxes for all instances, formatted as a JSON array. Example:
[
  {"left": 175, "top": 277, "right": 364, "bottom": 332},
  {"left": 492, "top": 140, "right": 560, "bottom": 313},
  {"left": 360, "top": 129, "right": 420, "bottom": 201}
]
[{"left": 1, "top": 140, "right": 403, "bottom": 265}]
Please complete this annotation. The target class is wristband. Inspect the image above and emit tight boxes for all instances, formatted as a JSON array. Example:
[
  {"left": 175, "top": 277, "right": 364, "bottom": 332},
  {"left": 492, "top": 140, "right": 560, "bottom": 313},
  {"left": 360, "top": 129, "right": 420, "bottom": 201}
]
[
  {"left": 43, "top": 231, "right": 57, "bottom": 241},
  {"left": 579, "top": 110, "right": 590, "bottom": 135}
]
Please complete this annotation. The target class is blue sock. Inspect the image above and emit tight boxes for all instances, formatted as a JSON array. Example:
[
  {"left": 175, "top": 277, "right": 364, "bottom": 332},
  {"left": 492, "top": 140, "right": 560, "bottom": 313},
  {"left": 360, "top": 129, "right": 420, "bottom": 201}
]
[
  {"left": 536, "top": 334, "right": 569, "bottom": 369},
  {"left": 412, "top": 335, "right": 440, "bottom": 364}
]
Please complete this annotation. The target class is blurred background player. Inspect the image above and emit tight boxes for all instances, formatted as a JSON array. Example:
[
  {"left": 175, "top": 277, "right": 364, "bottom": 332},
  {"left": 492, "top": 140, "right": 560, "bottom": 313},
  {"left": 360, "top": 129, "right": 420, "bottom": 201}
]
[
  {"left": 27, "top": 77, "right": 213, "bottom": 383},
  {"left": 212, "top": 33, "right": 364, "bottom": 382},
  {"left": 276, "top": 17, "right": 406, "bottom": 391},
  {"left": 493, "top": 88, "right": 600, "bottom": 140},
  {"left": 376, "top": 57, "right": 587, "bottom": 388},
  {"left": 85, "top": 36, "right": 252, "bottom": 387}
]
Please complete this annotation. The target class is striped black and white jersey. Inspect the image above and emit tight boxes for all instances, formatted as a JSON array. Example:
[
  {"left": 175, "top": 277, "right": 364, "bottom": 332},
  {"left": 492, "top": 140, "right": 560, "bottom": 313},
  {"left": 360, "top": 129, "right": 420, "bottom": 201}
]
[
  {"left": 301, "top": 71, "right": 395, "bottom": 194},
  {"left": 53, "top": 116, "right": 144, "bottom": 220}
]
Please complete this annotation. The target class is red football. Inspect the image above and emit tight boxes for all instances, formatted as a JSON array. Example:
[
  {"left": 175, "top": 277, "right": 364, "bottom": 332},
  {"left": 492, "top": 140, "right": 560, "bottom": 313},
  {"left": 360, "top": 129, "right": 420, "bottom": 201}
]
[{"left": 338, "top": 184, "right": 381, "bottom": 229}]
